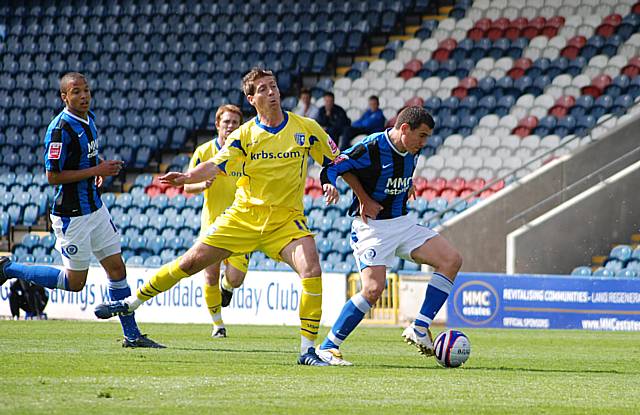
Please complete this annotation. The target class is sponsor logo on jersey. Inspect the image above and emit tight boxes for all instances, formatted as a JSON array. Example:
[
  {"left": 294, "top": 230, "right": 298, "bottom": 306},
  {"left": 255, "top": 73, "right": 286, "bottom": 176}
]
[
  {"left": 87, "top": 139, "right": 99, "bottom": 158},
  {"left": 250, "top": 150, "right": 302, "bottom": 160},
  {"left": 48, "top": 142, "right": 62, "bottom": 159},
  {"left": 332, "top": 154, "right": 349, "bottom": 165},
  {"left": 385, "top": 177, "right": 412, "bottom": 195}
]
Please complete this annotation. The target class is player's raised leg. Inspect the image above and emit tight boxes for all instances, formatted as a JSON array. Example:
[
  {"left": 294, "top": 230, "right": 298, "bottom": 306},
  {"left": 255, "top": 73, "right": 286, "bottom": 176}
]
[
  {"left": 203, "top": 262, "right": 226, "bottom": 338},
  {"left": 95, "top": 242, "right": 232, "bottom": 318},
  {"left": 402, "top": 235, "right": 462, "bottom": 355},
  {"left": 280, "top": 236, "right": 328, "bottom": 366}
]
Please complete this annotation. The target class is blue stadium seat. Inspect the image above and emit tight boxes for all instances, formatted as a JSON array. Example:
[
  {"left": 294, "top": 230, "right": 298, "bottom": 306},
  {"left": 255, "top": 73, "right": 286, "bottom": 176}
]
[
  {"left": 144, "top": 255, "right": 162, "bottom": 268},
  {"left": 616, "top": 269, "right": 638, "bottom": 278},
  {"left": 592, "top": 267, "right": 615, "bottom": 277},
  {"left": 126, "top": 256, "right": 144, "bottom": 266},
  {"left": 609, "top": 245, "right": 633, "bottom": 262}
]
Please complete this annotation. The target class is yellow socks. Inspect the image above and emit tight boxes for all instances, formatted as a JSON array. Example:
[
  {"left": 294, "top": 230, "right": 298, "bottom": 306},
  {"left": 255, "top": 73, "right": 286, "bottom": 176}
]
[
  {"left": 299, "top": 276, "right": 322, "bottom": 353},
  {"left": 136, "top": 259, "right": 189, "bottom": 302},
  {"left": 204, "top": 282, "right": 224, "bottom": 327}
]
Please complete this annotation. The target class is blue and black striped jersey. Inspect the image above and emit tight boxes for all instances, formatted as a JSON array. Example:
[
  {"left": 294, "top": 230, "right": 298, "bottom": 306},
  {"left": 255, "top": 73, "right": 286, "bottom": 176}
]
[
  {"left": 44, "top": 109, "right": 103, "bottom": 217},
  {"left": 320, "top": 129, "right": 417, "bottom": 220}
]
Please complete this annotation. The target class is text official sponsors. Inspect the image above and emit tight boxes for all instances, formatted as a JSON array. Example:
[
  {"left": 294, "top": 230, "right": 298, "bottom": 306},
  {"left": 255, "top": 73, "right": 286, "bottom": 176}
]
[
  {"left": 0, "top": 267, "right": 347, "bottom": 326},
  {"left": 448, "top": 273, "right": 640, "bottom": 331}
]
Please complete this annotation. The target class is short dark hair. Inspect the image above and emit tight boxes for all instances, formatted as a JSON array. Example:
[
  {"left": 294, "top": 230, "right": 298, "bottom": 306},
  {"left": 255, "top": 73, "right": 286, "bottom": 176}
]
[
  {"left": 368, "top": 95, "right": 379, "bottom": 103},
  {"left": 300, "top": 88, "right": 311, "bottom": 96},
  {"left": 323, "top": 91, "right": 335, "bottom": 99},
  {"left": 394, "top": 106, "right": 435, "bottom": 130},
  {"left": 60, "top": 72, "right": 88, "bottom": 94},
  {"left": 242, "top": 67, "right": 276, "bottom": 97}
]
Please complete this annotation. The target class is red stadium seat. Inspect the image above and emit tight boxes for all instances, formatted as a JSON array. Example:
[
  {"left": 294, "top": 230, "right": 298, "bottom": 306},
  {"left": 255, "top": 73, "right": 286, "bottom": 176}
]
[
  {"left": 581, "top": 85, "right": 602, "bottom": 98},
  {"left": 451, "top": 86, "right": 468, "bottom": 99},
  {"left": 398, "top": 69, "right": 415, "bottom": 80},
  {"left": 446, "top": 177, "right": 466, "bottom": 193},
  {"left": 405, "top": 97, "right": 424, "bottom": 107},
  {"left": 432, "top": 48, "right": 451, "bottom": 61},
  {"left": 486, "top": 27, "right": 504, "bottom": 41},
  {"left": 561, "top": 45, "right": 580, "bottom": 60},
  {"left": 628, "top": 56, "right": 640, "bottom": 68},
  {"left": 474, "top": 18, "right": 492, "bottom": 32},
  {"left": 596, "top": 24, "right": 616, "bottom": 38},
  {"left": 438, "top": 38, "right": 457, "bottom": 51},
  {"left": 549, "top": 105, "right": 568, "bottom": 117},
  {"left": 459, "top": 76, "right": 478, "bottom": 89},
  {"left": 504, "top": 25, "right": 521, "bottom": 41},
  {"left": 165, "top": 187, "right": 182, "bottom": 198},
  {"left": 145, "top": 185, "right": 162, "bottom": 197},
  {"left": 466, "top": 178, "right": 486, "bottom": 192},
  {"left": 513, "top": 57, "right": 533, "bottom": 70},
  {"left": 592, "top": 74, "right": 612, "bottom": 91},
  {"left": 521, "top": 25, "right": 540, "bottom": 39},
  {"left": 404, "top": 59, "right": 423, "bottom": 73},
  {"left": 555, "top": 95, "right": 576, "bottom": 108},
  {"left": 420, "top": 189, "right": 438, "bottom": 201},
  {"left": 440, "top": 189, "right": 459, "bottom": 202},
  {"left": 511, "top": 17, "right": 529, "bottom": 29},
  {"left": 512, "top": 126, "right": 531, "bottom": 138},
  {"left": 467, "top": 27, "right": 486, "bottom": 41},
  {"left": 413, "top": 176, "right": 428, "bottom": 192},
  {"left": 489, "top": 179, "right": 505, "bottom": 192},
  {"left": 541, "top": 25, "right": 559, "bottom": 38},
  {"left": 603, "top": 14, "right": 623, "bottom": 26},
  {"left": 427, "top": 177, "right": 447, "bottom": 193},
  {"left": 633, "top": 2, "right": 640, "bottom": 14},
  {"left": 567, "top": 36, "right": 587, "bottom": 49},
  {"left": 622, "top": 65, "right": 640, "bottom": 78},
  {"left": 151, "top": 175, "right": 170, "bottom": 192},
  {"left": 493, "top": 17, "right": 510, "bottom": 30},
  {"left": 517, "top": 116, "right": 538, "bottom": 130},
  {"left": 507, "top": 67, "right": 525, "bottom": 79},
  {"left": 547, "top": 16, "right": 565, "bottom": 28}
]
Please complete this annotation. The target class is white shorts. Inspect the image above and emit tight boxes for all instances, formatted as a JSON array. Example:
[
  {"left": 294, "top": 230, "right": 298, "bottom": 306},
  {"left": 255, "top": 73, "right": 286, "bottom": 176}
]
[
  {"left": 350, "top": 215, "right": 438, "bottom": 270},
  {"left": 50, "top": 204, "right": 121, "bottom": 270}
]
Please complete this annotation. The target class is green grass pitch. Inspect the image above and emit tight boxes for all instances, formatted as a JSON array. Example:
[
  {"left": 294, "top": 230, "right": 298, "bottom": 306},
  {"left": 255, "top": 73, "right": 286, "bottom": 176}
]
[{"left": 0, "top": 320, "right": 639, "bottom": 414}]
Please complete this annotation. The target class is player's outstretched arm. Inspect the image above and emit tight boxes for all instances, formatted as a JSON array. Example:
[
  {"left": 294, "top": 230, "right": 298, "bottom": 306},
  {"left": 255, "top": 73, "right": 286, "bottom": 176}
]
[
  {"left": 47, "top": 160, "right": 123, "bottom": 185},
  {"left": 160, "top": 160, "right": 221, "bottom": 186}
]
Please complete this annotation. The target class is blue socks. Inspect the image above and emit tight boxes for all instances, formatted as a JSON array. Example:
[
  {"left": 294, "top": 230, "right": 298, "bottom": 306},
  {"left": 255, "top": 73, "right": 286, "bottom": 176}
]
[
  {"left": 108, "top": 278, "right": 141, "bottom": 341},
  {"left": 320, "top": 293, "right": 371, "bottom": 350},
  {"left": 415, "top": 272, "right": 453, "bottom": 329},
  {"left": 4, "top": 262, "right": 68, "bottom": 289}
]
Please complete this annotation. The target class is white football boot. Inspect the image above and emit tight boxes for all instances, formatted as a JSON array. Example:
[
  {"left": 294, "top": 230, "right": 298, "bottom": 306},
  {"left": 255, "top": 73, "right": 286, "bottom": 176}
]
[
  {"left": 402, "top": 323, "right": 434, "bottom": 356},
  {"left": 317, "top": 347, "right": 353, "bottom": 366}
]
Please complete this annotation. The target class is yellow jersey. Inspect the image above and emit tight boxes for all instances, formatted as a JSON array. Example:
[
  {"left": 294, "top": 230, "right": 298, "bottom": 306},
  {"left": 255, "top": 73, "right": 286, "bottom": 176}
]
[
  {"left": 211, "top": 111, "right": 340, "bottom": 213},
  {"left": 189, "top": 138, "right": 243, "bottom": 229}
]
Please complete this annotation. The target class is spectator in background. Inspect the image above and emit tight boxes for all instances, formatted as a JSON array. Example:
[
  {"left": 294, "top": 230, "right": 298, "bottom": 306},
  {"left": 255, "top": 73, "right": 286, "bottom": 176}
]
[
  {"left": 339, "top": 95, "right": 385, "bottom": 150},
  {"left": 293, "top": 88, "right": 319, "bottom": 120},
  {"left": 316, "top": 91, "right": 350, "bottom": 144}
]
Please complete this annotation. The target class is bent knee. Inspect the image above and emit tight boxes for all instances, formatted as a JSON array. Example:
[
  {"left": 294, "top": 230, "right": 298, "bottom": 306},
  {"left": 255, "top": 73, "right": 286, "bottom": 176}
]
[
  {"left": 298, "top": 264, "right": 322, "bottom": 279},
  {"left": 67, "top": 280, "right": 87, "bottom": 292},
  {"left": 441, "top": 250, "right": 463, "bottom": 275},
  {"left": 362, "top": 286, "right": 385, "bottom": 304}
]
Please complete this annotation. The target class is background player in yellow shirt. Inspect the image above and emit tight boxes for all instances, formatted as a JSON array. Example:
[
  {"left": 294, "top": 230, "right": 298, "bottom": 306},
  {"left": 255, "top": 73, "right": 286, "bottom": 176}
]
[
  {"left": 96, "top": 68, "right": 363, "bottom": 366},
  {"left": 183, "top": 104, "right": 248, "bottom": 339}
]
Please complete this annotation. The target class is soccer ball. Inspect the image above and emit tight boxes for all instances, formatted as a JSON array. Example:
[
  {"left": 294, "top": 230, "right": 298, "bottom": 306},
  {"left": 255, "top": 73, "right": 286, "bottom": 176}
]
[{"left": 433, "top": 329, "right": 471, "bottom": 368}]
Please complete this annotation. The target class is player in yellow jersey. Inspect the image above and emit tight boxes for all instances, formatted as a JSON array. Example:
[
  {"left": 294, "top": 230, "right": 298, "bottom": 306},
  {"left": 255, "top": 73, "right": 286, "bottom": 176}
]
[
  {"left": 95, "top": 68, "right": 366, "bottom": 366},
  {"left": 183, "top": 104, "right": 249, "bottom": 339}
]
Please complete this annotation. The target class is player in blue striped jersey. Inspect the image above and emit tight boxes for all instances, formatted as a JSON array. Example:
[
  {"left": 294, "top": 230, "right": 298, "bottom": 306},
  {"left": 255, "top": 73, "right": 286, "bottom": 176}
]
[
  {"left": 0, "top": 72, "right": 162, "bottom": 348},
  {"left": 317, "top": 106, "right": 463, "bottom": 365}
]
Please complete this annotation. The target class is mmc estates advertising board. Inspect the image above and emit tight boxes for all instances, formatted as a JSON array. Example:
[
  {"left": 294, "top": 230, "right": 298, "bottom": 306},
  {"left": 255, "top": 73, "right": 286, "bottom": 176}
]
[{"left": 448, "top": 273, "right": 640, "bottom": 331}]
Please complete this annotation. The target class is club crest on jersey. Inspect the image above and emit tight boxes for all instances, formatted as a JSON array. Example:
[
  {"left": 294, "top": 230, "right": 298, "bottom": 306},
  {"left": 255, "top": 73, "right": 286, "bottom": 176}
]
[
  {"left": 48, "top": 142, "right": 62, "bottom": 159},
  {"left": 64, "top": 244, "right": 78, "bottom": 256},
  {"left": 295, "top": 133, "right": 305, "bottom": 146},
  {"left": 363, "top": 248, "right": 377, "bottom": 261},
  {"left": 333, "top": 154, "right": 349, "bottom": 165}
]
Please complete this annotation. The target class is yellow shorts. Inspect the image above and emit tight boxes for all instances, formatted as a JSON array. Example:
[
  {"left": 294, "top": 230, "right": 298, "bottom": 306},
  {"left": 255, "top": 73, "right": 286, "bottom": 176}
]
[
  {"left": 200, "top": 204, "right": 313, "bottom": 261},
  {"left": 224, "top": 253, "right": 250, "bottom": 273},
  {"left": 200, "top": 225, "right": 251, "bottom": 274}
]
